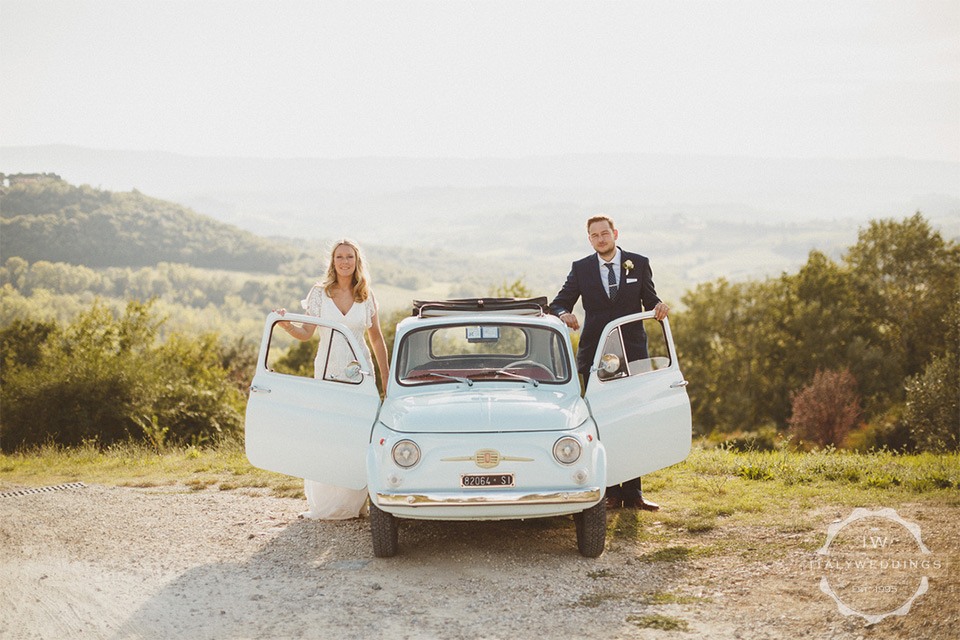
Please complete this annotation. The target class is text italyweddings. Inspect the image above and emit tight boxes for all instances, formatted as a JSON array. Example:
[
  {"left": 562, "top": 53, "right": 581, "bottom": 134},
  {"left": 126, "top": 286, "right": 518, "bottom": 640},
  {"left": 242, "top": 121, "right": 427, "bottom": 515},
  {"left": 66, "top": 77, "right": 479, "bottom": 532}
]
[{"left": 808, "top": 556, "right": 943, "bottom": 572}]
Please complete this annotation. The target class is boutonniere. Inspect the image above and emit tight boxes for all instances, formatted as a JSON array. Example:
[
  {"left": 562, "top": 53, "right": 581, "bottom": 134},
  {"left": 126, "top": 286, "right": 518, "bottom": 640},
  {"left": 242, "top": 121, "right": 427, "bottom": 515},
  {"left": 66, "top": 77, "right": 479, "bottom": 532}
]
[{"left": 623, "top": 259, "right": 634, "bottom": 275}]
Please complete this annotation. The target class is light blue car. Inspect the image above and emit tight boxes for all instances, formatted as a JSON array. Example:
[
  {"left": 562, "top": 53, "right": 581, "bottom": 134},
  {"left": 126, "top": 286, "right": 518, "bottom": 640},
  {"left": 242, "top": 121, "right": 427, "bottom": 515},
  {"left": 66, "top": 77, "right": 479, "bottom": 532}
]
[{"left": 245, "top": 298, "right": 691, "bottom": 557}]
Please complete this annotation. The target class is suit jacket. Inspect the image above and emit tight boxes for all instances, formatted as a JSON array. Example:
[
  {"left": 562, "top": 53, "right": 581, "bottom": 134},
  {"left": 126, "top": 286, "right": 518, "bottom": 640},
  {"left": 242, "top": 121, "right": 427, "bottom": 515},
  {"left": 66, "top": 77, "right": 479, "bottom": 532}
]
[{"left": 550, "top": 249, "right": 661, "bottom": 374}]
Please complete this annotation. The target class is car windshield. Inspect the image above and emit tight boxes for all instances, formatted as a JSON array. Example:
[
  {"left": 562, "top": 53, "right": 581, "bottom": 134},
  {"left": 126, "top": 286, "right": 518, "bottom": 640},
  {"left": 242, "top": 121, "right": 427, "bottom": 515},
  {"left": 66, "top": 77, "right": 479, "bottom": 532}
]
[{"left": 397, "top": 322, "right": 571, "bottom": 386}]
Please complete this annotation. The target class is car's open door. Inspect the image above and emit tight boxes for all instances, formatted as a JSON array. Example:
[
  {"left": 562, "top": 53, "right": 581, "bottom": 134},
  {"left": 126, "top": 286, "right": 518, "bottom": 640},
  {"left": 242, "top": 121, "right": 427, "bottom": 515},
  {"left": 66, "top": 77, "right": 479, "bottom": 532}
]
[
  {"left": 583, "top": 312, "right": 692, "bottom": 485},
  {"left": 244, "top": 312, "right": 381, "bottom": 489}
]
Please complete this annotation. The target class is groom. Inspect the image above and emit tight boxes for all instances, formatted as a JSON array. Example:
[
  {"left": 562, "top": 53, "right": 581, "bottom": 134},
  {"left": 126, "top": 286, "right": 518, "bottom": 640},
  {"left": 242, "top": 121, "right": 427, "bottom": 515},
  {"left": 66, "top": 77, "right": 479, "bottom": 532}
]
[{"left": 549, "top": 215, "right": 669, "bottom": 511}]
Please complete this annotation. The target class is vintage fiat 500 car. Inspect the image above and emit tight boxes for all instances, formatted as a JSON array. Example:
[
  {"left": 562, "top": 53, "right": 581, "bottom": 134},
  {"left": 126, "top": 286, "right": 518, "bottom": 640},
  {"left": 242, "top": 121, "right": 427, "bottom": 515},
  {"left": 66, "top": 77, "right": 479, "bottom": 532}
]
[{"left": 245, "top": 298, "right": 691, "bottom": 558}]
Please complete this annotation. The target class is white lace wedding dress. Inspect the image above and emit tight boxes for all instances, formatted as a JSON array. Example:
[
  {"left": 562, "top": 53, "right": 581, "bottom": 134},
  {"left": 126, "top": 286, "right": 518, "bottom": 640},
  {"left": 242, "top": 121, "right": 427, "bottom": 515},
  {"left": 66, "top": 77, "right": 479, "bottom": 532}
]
[{"left": 299, "top": 285, "right": 376, "bottom": 520}]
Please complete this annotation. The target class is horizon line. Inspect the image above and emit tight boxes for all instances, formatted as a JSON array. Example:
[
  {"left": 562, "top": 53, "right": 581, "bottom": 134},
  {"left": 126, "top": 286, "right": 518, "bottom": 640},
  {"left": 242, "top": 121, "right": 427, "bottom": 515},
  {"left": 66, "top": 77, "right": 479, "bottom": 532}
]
[{"left": 2, "top": 143, "right": 958, "bottom": 166}]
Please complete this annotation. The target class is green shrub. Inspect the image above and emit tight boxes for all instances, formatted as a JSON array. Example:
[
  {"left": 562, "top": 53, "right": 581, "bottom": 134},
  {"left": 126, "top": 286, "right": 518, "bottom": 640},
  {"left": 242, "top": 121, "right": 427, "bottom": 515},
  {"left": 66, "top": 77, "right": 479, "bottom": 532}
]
[
  {"left": 904, "top": 354, "right": 959, "bottom": 452},
  {"left": 0, "top": 300, "right": 245, "bottom": 452},
  {"left": 846, "top": 405, "right": 916, "bottom": 452},
  {"left": 271, "top": 336, "right": 320, "bottom": 376}
]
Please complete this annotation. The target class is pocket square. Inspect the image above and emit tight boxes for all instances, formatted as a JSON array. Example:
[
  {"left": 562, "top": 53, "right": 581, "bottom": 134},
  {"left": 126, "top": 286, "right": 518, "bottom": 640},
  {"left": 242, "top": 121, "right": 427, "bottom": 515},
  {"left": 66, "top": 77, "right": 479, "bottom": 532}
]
[{"left": 626, "top": 278, "right": 638, "bottom": 284}]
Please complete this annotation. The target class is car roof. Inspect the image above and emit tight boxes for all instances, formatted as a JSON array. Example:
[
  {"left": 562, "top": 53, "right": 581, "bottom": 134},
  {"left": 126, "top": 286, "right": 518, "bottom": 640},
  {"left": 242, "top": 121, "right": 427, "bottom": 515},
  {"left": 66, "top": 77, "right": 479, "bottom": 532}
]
[
  {"left": 395, "top": 310, "right": 565, "bottom": 334},
  {"left": 411, "top": 297, "right": 548, "bottom": 318}
]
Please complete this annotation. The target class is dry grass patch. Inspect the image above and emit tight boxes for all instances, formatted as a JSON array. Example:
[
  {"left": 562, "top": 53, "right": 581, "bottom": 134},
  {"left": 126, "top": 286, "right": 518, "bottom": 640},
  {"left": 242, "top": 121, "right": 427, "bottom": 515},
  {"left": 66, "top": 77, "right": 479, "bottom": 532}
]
[{"left": 627, "top": 614, "right": 690, "bottom": 631}]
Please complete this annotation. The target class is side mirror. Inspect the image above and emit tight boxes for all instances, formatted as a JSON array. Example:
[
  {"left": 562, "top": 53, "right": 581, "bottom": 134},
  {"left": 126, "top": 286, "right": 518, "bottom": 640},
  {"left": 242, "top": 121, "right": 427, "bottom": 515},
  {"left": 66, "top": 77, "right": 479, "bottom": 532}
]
[
  {"left": 344, "top": 361, "right": 364, "bottom": 381},
  {"left": 598, "top": 354, "right": 620, "bottom": 374}
]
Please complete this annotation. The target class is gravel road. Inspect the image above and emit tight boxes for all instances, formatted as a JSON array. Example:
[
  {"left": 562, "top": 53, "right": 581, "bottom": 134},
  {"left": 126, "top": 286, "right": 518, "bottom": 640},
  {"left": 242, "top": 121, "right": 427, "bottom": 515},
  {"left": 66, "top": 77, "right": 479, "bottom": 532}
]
[{"left": 1, "top": 483, "right": 956, "bottom": 639}]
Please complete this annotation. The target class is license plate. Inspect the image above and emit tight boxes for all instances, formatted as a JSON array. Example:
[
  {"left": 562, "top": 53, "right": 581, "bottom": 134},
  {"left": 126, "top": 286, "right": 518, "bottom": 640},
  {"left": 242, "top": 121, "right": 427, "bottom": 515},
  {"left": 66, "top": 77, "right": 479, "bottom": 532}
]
[{"left": 460, "top": 473, "right": 515, "bottom": 488}]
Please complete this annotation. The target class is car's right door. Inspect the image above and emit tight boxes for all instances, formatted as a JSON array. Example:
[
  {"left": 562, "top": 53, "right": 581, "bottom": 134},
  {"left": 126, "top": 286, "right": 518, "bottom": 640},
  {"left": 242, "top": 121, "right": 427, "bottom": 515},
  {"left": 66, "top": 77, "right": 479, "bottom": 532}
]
[{"left": 583, "top": 312, "right": 692, "bottom": 485}]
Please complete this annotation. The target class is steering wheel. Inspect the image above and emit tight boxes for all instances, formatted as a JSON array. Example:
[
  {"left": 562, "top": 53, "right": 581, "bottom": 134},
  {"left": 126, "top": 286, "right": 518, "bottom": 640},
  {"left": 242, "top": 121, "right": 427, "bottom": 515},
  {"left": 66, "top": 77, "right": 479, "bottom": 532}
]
[{"left": 502, "top": 359, "right": 555, "bottom": 376}]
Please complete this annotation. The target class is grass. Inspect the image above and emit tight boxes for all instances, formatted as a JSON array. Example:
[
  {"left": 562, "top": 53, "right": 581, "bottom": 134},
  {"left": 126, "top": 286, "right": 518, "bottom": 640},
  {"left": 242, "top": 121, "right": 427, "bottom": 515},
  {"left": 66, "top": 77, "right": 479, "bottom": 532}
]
[
  {"left": 2, "top": 439, "right": 957, "bottom": 517},
  {"left": 600, "top": 444, "right": 959, "bottom": 561},
  {"left": 575, "top": 592, "right": 623, "bottom": 608},
  {"left": 638, "top": 546, "right": 701, "bottom": 563},
  {"left": 587, "top": 568, "right": 615, "bottom": 579},
  {"left": 638, "top": 591, "right": 710, "bottom": 605},
  {"left": 0, "top": 438, "right": 305, "bottom": 498},
  {"left": 627, "top": 614, "right": 690, "bottom": 631}
]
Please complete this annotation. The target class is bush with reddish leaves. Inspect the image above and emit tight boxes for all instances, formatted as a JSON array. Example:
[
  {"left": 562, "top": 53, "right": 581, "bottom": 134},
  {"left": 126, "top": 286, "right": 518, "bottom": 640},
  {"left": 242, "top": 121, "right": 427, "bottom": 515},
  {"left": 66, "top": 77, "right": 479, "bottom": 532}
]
[{"left": 788, "top": 368, "right": 863, "bottom": 448}]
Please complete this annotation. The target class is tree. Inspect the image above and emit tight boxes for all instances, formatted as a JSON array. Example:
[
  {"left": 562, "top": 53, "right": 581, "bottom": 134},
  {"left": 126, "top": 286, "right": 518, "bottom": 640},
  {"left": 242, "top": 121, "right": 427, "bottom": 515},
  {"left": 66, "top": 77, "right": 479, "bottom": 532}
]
[
  {"left": 0, "top": 318, "right": 57, "bottom": 374},
  {"left": 675, "top": 213, "right": 957, "bottom": 440},
  {"left": 777, "top": 250, "right": 887, "bottom": 416},
  {"left": 0, "top": 257, "right": 28, "bottom": 290},
  {"left": 675, "top": 278, "right": 782, "bottom": 434},
  {"left": 491, "top": 279, "right": 536, "bottom": 299},
  {"left": 844, "top": 213, "right": 960, "bottom": 385}
]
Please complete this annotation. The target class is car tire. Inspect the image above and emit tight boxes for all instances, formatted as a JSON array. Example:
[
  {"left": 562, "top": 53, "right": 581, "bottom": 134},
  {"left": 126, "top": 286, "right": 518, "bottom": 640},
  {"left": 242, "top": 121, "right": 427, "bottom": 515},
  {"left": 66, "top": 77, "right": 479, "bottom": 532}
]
[
  {"left": 574, "top": 500, "right": 606, "bottom": 558},
  {"left": 369, "top": 501, "right": 399, "bottom": 558}
]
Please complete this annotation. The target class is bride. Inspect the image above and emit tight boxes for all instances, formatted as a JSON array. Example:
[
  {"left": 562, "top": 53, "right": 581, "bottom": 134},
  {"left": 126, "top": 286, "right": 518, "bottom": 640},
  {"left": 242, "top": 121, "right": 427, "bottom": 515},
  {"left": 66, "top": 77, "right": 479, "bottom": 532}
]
[{"left": 275, "top": 239, "right": 389, "bottom": 519}]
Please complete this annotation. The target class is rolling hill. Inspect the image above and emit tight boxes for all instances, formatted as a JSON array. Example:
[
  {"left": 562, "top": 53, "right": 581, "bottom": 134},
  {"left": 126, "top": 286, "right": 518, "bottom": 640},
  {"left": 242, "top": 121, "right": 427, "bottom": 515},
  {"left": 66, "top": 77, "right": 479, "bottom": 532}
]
[{"left": 0, "top": 176, "right": 299, "bottom": 272}]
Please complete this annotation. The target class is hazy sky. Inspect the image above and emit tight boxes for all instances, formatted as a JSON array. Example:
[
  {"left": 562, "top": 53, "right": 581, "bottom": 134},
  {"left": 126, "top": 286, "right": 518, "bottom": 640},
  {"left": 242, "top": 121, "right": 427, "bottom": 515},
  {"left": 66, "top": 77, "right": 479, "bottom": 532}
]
[{"left": 2, "top": 0, "right": 958, "bottom": 161}]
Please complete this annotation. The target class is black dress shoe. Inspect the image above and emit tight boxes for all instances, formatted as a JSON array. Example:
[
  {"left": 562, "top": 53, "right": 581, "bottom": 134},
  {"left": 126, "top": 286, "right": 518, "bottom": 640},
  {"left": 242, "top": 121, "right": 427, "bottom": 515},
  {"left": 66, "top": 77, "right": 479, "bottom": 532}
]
[
  {"left": 605, "top": 496, "right": 622, "bottom": 510},
  {"left": 627, "top": 495, "right": 660, "bottom": 511}
]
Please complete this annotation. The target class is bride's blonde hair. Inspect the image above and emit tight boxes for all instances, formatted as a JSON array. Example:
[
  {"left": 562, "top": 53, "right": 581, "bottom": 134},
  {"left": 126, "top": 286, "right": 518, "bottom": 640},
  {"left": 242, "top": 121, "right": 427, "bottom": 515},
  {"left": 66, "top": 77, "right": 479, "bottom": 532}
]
[{"left": 322, "top": 238, "right": 371, "bottom": 302}]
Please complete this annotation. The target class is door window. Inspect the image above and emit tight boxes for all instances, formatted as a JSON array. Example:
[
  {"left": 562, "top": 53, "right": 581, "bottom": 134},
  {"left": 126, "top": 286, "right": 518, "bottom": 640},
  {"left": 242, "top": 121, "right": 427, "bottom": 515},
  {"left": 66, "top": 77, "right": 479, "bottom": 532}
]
[
  {"left": 597, "top": 317, "right": 671, "bottom": 382},
  {"left": 266, "top": 320, "right": 364, "bottom": 384}
]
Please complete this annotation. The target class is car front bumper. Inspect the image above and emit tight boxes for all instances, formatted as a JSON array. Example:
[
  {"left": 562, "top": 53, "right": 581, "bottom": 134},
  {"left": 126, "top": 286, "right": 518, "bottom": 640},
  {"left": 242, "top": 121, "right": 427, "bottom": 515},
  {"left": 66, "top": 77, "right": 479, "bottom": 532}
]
[{"left": 376, "top": 486, "right": 603, "bottom": 507}]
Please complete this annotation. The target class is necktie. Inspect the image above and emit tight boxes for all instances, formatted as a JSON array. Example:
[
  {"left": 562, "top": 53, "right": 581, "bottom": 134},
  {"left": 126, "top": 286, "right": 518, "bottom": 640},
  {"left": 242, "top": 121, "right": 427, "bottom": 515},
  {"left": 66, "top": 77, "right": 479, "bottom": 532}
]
[{"left": 605, "top": 263, "right": 618, "bottom": 299}]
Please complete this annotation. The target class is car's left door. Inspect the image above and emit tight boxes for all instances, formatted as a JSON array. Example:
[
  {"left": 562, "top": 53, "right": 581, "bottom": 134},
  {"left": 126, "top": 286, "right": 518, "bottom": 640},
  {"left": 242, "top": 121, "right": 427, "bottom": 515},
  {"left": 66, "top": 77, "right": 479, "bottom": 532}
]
[
  {"left": 583, "top": 312, "right": 692, "bottom": 486},
  {"left": 244, "top": 312, "right": 381, "bottom": 489}
]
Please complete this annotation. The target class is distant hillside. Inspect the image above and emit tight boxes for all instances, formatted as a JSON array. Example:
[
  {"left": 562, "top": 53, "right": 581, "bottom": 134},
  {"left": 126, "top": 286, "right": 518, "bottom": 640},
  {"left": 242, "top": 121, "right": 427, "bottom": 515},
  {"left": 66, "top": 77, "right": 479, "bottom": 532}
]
[
  {"left": 3, "top": 146, "right": 958, "bottom": 239},
  {"left": 0, "top": 176, "right": 299, "bottom": 271}
]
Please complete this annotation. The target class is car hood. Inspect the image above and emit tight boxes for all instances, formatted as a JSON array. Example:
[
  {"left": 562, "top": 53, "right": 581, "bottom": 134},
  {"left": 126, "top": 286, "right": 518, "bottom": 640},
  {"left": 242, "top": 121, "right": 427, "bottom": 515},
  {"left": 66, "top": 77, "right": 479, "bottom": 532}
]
[{"left": 380, "top": 387, "right": 590, "bottom": 433}]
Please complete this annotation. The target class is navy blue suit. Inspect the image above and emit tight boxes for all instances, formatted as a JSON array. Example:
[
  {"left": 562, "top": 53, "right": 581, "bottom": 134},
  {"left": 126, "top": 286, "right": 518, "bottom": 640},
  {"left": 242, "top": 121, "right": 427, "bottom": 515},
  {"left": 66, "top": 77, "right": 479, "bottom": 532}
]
[
  {"left": 549, "top": 248, "right": 662, "bottom": 505},
  {"left": 549, "top": 249, "right": 661, "bottom": 375}
]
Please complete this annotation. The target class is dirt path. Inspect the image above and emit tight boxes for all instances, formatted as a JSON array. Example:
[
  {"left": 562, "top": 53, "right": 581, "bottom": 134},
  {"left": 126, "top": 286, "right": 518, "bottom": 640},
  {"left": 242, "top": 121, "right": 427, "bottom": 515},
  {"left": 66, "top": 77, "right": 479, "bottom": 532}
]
[{"left": 1, "top": 484, "right": 956, "bottom": 639}]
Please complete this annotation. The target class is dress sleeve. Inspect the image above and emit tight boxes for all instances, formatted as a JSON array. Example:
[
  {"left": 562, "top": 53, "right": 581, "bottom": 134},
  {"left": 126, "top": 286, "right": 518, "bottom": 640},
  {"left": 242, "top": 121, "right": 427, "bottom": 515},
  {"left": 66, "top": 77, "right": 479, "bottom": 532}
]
[
  {"left": 364, "top": 293, "right": 377, "bottom": 329},
  {"left": 300, "top": 285, "right": 323, "bottom": 318}
]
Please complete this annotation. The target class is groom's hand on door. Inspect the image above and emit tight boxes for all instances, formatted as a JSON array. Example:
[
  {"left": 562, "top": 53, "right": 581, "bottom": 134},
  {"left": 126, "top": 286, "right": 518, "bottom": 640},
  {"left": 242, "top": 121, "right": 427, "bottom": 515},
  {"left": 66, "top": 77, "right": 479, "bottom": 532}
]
[{"left": 560, "top": 313, "right": 580, "bottom": 331}]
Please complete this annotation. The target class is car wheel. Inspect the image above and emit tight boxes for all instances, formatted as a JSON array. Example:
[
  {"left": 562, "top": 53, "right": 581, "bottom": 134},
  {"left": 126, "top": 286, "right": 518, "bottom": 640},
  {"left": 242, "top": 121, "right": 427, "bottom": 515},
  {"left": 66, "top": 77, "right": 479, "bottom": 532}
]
[
  {"left": 369, "top": 501, "right": 399, "bottom": 558},
  {"left": 574, "top": 500, "right": 606, "bottom": 558}
]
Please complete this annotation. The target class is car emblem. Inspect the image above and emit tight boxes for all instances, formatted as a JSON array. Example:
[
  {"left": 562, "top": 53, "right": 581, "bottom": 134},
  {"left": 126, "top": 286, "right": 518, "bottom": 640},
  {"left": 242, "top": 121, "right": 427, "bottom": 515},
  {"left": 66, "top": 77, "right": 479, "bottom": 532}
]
[
  {"left": 474, "top": 449, "right": 499, "bottom": 469},
  {"left": 441, "top": 449, "right": 534, "bottom": 469}
]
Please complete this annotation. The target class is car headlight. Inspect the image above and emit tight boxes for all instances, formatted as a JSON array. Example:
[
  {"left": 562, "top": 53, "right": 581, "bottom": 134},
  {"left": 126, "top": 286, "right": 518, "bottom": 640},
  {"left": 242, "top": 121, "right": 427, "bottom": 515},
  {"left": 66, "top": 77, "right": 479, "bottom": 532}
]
[
  {"left": 391, "top": 440, "right": 421, "bottom": 468},
  {"left": 553, "top": 437, "right": 582, "bottom": 465}
]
